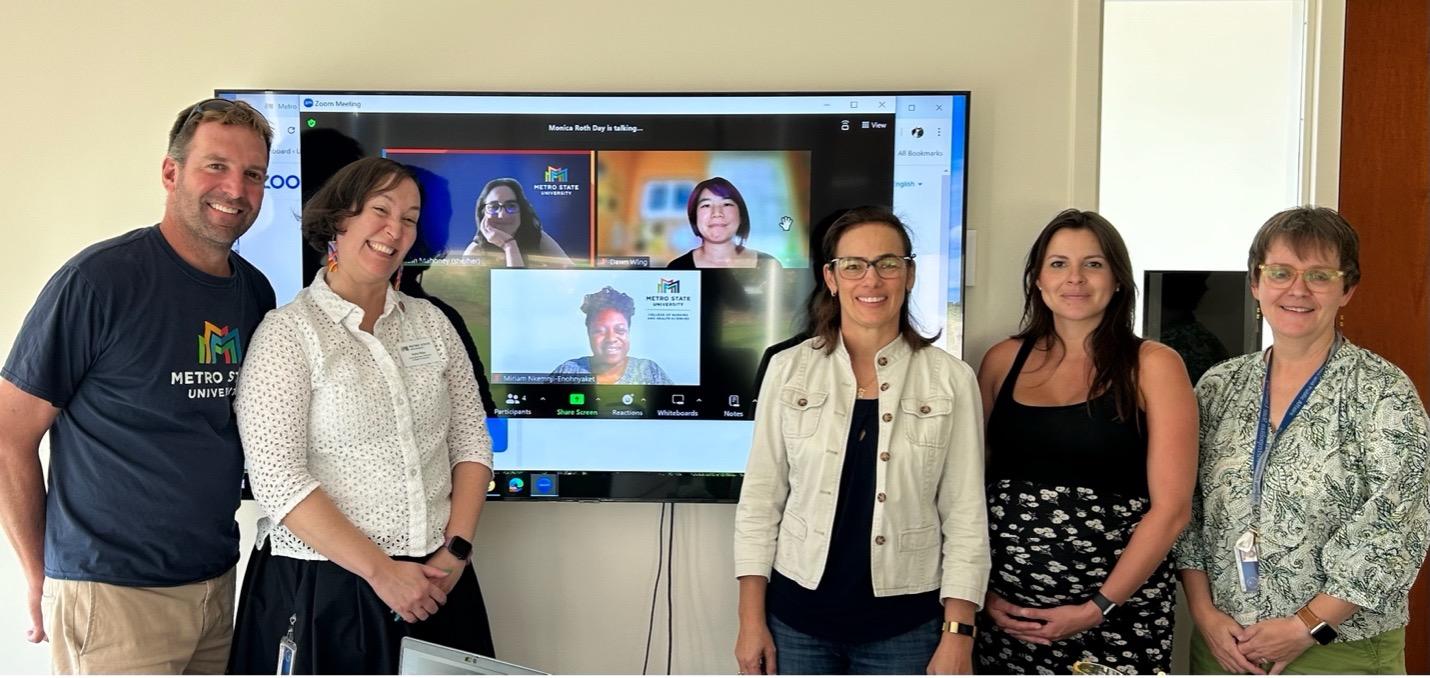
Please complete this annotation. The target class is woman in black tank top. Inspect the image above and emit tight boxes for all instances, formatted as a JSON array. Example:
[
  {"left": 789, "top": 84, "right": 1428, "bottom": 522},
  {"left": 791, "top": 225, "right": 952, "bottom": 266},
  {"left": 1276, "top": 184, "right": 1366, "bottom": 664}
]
[{"left": 972, "top": 210, "right": 1197, "bottom": 674}]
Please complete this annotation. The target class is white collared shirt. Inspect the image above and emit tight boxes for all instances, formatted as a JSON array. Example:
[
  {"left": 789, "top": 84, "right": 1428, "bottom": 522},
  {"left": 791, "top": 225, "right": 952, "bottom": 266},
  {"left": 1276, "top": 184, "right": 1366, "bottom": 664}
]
[{"left": 235, "top": 271, "right": 492, "bottom": 560}]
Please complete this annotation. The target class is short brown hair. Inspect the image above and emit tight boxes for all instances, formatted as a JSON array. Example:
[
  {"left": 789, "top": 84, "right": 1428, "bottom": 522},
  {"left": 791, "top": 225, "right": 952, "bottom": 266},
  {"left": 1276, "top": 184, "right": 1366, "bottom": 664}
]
[
  {"left": 166, "top": 98, "right": 273, "bottom": 162},
  {"left": 1247, "top": 206, "right": 1361, "bottom": 289},
  {"left": 301, "top": 158, "right": 420, "bottom": 252},
  {"left": 808, "top": 205, "right": 937, "bottom": 354}
]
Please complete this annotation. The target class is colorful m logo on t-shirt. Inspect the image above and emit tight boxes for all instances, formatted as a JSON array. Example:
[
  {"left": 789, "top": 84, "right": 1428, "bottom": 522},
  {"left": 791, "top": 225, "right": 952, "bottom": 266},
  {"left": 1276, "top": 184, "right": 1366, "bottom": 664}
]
[{"left": 197, "top": 322, "right": 243, "bottom": 365}]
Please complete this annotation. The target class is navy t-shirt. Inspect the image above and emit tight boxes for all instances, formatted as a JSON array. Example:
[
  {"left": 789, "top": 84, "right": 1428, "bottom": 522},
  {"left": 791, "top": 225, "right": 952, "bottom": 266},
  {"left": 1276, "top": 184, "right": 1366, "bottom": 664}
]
[{"left": 2, "top": 226, "right": 275, "bottom": 586}]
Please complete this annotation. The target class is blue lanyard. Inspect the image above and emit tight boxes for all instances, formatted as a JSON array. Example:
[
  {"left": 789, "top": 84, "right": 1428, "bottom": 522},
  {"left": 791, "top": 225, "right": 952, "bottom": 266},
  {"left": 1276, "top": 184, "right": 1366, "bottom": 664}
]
[{"left": 1251, "top": 336, "right": 1340, "bottom": 513}]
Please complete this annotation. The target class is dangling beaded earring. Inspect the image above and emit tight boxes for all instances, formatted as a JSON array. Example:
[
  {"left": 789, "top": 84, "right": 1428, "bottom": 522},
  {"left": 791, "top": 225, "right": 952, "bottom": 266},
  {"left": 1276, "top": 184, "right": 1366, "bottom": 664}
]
[
  {"left": 1338, "top": 313, "right": 1345, "bottom": 329},
  {"left": 326, "top": 241, "right": 339, "bottom": 272},
  {"left": 1254, "top": 305, "right": 1263, "bottom": 321}
]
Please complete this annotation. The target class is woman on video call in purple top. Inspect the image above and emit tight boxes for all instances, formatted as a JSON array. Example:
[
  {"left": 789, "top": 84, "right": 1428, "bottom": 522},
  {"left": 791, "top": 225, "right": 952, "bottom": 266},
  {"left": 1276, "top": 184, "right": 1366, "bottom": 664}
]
[{"left": 667, "top": 176, "right": 780, "bottom": 270}]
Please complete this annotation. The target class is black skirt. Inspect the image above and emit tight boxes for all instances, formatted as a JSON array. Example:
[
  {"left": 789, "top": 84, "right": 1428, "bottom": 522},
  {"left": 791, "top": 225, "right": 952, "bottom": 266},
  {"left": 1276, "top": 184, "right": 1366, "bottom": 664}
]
[{"left": 227, "top": 542, "right": 495, "bottom": 675}]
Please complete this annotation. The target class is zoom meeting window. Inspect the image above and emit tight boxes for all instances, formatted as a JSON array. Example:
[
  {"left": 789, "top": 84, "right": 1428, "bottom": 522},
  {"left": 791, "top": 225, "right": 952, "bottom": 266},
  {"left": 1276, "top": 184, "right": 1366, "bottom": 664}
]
[{"left": 223, "top": 92, "right": 968, "bottom": 497}]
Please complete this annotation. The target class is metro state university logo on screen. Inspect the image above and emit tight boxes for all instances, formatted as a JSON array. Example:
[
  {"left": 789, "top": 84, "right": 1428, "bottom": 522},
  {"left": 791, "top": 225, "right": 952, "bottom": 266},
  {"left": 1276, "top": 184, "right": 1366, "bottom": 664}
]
[
  {"left": 534, "top": 166, "right": 580, "bottom": 197},
  {"left": 657, "top": 278, "right": 680, "bottom": 294}
]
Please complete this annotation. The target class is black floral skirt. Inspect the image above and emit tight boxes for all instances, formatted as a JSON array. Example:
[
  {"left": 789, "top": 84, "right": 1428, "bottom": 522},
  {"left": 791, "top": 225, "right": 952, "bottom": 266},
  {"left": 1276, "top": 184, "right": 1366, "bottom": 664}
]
[{"left": 974, "top": 480, "right": 1175, "bottom": 675}]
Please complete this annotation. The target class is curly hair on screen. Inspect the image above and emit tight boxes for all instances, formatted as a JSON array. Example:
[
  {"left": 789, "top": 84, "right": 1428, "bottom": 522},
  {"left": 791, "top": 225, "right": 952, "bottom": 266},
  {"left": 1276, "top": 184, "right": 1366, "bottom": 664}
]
[{"left": 581, "top": 286, "right": 636, "bottom": 325}]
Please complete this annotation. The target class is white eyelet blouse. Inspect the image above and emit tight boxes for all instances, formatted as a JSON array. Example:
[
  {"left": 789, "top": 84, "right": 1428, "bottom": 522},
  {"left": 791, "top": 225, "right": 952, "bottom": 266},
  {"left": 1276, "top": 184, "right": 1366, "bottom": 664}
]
[{"left": 235, "top": 271, "right": 493, "bottom": 560}]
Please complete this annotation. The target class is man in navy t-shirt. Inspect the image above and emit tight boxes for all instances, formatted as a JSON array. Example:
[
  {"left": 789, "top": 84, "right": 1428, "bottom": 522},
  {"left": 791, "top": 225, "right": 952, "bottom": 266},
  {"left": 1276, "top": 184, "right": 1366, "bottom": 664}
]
[{"left": 0, "top": 98, "right": 276, "bottom": 673}]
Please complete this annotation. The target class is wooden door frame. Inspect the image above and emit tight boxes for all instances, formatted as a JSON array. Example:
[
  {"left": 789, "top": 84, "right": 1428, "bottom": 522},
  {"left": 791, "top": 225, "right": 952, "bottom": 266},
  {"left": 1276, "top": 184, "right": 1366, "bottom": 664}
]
[{"left": 1338, "top": 0, "right": 1430, "bottom": 672}]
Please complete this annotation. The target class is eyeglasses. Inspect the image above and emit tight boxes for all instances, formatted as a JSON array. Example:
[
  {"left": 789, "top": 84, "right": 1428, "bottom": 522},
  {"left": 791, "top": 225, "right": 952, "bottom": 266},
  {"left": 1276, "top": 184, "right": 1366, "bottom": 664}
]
[
  {"left": 482, "top": 201, "right": 521, "bottom": 216},
  {"left": 1257, "top": 263, "right": 1346, "bottom": 290},
  {"left": 170, "top": 98, "right": 247, "bottom": 140},
  {"left": 828, "top": 255, "right": 914, "bottom": 280}
]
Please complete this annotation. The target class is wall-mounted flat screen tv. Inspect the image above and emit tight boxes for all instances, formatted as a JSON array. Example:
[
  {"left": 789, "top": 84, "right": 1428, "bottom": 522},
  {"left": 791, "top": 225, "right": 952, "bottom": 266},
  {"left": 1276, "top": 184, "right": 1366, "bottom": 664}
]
[{"left": 221, "top": 90, "right": 970, "bottom": 502}]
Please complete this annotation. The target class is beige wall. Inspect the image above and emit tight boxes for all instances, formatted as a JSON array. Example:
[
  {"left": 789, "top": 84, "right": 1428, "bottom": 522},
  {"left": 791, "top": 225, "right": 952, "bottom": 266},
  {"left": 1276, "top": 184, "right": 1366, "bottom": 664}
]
[{"left": 0, "top": 0, "right": 1102, "bottom": 673}]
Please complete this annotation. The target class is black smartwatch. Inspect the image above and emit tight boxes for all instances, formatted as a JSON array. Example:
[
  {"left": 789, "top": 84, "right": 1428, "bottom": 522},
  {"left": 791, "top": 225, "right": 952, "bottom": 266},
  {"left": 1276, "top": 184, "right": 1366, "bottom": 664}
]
[
  {"left": 445, "top": 535, "right": 472, "bottom": 561},
  {"left": 1296, "top": 606, "right": 1338, "bottom": 645},
  {"left": 1090, "top": 591, "right": 1118, "bottom": 618}
]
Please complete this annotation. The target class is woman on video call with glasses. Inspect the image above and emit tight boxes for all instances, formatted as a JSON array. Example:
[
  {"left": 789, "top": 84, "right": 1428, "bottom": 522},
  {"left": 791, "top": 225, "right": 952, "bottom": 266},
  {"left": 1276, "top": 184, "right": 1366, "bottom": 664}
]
[{"left": 463, "top": 177, "right": 572, "bottom": 267}]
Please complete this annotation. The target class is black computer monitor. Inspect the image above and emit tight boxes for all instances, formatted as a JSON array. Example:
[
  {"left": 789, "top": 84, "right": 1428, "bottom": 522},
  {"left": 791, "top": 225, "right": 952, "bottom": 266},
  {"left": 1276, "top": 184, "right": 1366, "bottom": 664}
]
[{"left": 1143, "top": 270, "right": 1262, "bottom": 385}]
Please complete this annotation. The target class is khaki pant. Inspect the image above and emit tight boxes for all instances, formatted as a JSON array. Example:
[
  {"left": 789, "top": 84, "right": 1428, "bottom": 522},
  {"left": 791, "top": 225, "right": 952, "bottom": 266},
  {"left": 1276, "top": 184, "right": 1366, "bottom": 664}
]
[
  {"left": 42, "top": 568, "right": 235, "bottom": 675},
  {"left": 1190, "top": 624, "right": 1407, "bottom": 674}
]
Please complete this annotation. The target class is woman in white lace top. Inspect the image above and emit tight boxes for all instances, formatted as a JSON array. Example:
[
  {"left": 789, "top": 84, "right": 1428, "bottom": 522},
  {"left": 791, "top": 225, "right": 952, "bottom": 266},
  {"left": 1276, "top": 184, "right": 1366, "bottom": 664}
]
[{"left": 228, "top": 157, "right": 496, "bottom": 674}]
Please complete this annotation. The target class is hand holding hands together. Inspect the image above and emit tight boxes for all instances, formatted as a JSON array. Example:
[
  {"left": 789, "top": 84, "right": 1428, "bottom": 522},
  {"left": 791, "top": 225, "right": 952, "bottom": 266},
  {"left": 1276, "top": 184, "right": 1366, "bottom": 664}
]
[
  {"left": 367, "top": 559, "right": 449, "bottom": 623},
  {"left": 984, "top": 591, "right": 1102, "bottom": 646}
]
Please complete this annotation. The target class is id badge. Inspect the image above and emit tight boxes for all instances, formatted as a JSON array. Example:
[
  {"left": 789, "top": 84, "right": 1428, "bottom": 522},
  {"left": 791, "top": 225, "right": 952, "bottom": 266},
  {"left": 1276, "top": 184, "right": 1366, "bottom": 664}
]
[
  {"left": 276, "top": 614, "right": 298, "bottom": 675},
  {"left": 1234, "top": 530, "right": 1260, "bottom": 593},
  {"left": 398, "top": 339, "right": 439, "bottom": 368}
]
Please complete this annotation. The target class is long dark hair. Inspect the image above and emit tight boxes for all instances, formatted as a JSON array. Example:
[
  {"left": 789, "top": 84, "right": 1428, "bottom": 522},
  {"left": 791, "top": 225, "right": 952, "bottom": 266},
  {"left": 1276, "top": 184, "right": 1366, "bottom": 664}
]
[
  {"left": 809, "top": 206, "right": 938, "bottom": 354},
  {"left": 1015, "top": 209, "right": 1142, "bottom": 421},
  {"left": 472, "top": 178, "right": 543, "bottom": 254}
]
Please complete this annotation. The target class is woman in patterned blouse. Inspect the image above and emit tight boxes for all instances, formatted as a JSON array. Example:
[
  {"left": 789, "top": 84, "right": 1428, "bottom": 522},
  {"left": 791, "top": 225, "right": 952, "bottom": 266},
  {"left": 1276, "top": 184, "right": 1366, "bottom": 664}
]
[{"left": 1174, "top": 206, "right": 1430, "bottom": 674}]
